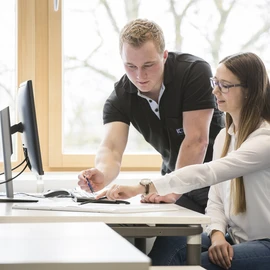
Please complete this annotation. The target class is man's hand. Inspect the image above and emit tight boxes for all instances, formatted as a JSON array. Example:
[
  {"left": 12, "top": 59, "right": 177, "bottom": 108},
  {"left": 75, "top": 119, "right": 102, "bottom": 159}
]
[
  {"left": 209, "top": 231, "right": 234, "bottom": 269},
  {"left": 78, "top": 168, "right": 106, "bottom": 193},
  {"left": 141, "top": 193, "right": 181, "bottom": 203}
]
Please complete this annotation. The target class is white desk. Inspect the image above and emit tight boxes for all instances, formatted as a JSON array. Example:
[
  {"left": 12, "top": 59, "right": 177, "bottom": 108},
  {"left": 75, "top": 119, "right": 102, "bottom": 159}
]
[
  {"left": 150, "top": 267, "right": 206, "bottom": 270},
  {"left": 0, "top": 222, "right": 150, "bottom": 270},
  {"left": 0, "top": 197, "right": 210, "bottom": 266}
]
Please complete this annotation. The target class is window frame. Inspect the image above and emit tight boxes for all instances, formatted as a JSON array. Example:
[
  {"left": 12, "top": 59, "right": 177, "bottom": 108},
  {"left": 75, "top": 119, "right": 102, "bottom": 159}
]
[
  {"left": 1, "top": 0, "right": 161, "bottom": 173},
  {"left": 48, "top": 0, "right": 161, "bottom": 170}
]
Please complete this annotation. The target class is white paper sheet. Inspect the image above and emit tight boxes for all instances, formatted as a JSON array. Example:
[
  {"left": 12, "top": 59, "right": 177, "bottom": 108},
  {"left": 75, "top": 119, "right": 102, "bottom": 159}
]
[{"left": 12, "top": 199, "right": 180, "bottom": 214}]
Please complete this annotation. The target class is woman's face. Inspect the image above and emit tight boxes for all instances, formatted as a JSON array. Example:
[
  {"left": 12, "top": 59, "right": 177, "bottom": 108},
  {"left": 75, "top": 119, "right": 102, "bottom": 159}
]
[{"left": 212, "top": 63, "right": 247, "bottom": 119}]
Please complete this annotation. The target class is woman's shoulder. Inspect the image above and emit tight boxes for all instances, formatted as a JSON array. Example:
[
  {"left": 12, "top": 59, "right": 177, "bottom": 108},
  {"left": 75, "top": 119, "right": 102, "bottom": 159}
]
[
  {"left": 215, "top": 127, "right": 227, "bottom": 141},
  {"left": 260, "top": 119, "right": 270, "bottom": 129},
  {"left": 249, "top": 120, "right": 270, "bottom": 138}
]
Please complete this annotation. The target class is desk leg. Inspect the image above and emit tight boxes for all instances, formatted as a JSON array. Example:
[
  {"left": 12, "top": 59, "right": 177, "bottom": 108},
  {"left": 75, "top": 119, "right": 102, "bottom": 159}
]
[
  {"left": 186, "top": 231, "right": 201, "bottom": 265},
  {"left": 134, "top": 238, "right": 146, "bottom": 253}
]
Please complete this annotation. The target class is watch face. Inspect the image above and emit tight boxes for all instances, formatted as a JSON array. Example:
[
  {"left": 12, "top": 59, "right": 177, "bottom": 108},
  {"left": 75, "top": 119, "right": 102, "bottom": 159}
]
[{"left": 141, "top": 178, "right": 151, "bottom": 185}]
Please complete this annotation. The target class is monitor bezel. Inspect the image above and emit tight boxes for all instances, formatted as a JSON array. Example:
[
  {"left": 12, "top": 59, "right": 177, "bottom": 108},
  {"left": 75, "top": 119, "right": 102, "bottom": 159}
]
[
  {"left": 0, "top": 80, "right": 44, "bottom": 202},
  {"left": 17, "top": 80, "right": 44, "bottom": 176}
]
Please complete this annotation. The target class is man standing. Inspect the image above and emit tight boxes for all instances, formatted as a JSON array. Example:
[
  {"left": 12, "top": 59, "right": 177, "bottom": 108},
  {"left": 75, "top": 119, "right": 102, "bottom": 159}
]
[{"left": 78, "top": 18, "right": 224, "bottom": 213}]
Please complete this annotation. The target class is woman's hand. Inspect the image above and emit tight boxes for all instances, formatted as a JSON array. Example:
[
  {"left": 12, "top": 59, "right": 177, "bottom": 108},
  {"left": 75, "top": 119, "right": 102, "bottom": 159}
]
[
  {"left": 209, "top": 231, "right": 234, "bottom": 269},
  {"left": 96, "top": 184, "right": 143, "bottom": 200},
  {"left": 141, "top": 193, "right": 180, "bottom": 203}
]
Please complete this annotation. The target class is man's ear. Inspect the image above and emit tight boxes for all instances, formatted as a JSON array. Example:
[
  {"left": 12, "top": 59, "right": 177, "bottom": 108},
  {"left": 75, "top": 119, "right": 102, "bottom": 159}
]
[{"left": 163, "top": 50, "right": 168, "bottom": 63}]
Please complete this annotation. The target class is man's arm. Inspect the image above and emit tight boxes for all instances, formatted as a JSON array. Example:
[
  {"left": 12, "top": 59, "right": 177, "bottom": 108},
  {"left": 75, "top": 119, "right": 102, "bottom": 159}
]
[
  {"left": 141, "top": 108, "right": 214, "bottom": 204},
  {"left": 176, "top": 108, "right": 214, "bottom": 168},
  {"left": 165, "top": 108, "right": 213, "bottom": 202},
  {"left": 77, "top": 121, "right": 129, "bottom": 192},
  {"left": 95, "top": 121, "right": 129, "bottom": 186}
]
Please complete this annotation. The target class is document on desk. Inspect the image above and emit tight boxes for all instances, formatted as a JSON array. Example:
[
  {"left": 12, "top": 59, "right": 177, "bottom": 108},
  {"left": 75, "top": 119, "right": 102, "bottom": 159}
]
[{"left": 12, "top": 200, "right": 180, "bottom": 214}]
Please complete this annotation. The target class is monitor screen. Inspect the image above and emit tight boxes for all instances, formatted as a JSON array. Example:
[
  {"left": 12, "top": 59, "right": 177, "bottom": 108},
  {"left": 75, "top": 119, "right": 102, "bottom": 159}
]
[
  {"left": 17, "top": 80, "right": 44, "bottom": 176},
  {"left": 0, "top": 80, "right": 44, "bottom": 202}
]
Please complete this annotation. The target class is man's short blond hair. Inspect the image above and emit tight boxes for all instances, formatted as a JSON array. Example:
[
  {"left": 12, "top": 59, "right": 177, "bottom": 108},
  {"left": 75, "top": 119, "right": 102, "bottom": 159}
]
[{"left": 119, "top": 19, "right": 165, "bottom": 55}]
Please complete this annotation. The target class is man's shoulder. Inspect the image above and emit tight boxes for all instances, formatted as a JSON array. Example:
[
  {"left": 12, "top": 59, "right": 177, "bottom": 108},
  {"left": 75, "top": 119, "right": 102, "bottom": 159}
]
[
  {"left": 164, "top": 52, "right": 212, "bottom": 84},
  {"left": 168, "top": 52, "right": 209, "bottom": 64},
  {"left": 114, "top": 74, "right": 136, "bottom": 94},
  {"left": 105, "top": 75, "right": 136, "bottom": 107}
]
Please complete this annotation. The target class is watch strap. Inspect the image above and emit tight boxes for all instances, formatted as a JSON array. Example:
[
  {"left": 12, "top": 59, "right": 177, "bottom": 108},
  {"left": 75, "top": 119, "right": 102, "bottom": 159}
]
[{"left": 140, "top": 179, "right": 152, "bottom": 195}]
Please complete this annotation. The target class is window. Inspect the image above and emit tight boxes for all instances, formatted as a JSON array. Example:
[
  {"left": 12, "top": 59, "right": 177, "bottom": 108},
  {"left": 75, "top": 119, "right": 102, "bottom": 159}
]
[
  {"left": 1, "top": 0, "right": 270, "bottom": 172},
  {"left": 0, "top": 0, "right": 16, "bottom": 163}
]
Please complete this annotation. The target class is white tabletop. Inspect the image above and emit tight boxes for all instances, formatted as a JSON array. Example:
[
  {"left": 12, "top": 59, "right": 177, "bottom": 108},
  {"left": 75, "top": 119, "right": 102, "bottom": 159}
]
[
  {"left": 0, "top": 196, "right": 209, "bottom": 267},
  {"left": 0, "top": 222, "right": 150, "bottom": 270},
  {"left": 150, "top": 267, "right": 206, "bottom": 270},
  {"left": 0, "top": 196, "right": 211, "bottom": 225}
]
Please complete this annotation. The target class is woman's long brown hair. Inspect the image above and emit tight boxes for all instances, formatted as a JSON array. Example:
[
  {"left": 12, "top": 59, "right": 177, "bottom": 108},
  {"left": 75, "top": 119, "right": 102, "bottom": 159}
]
[{"left": 219, "top": 52, "right": 270, "bottom": 215}]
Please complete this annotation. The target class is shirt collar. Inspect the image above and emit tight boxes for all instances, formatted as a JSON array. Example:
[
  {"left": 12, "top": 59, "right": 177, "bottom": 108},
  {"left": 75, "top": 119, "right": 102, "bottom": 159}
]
[
  {"left": 228, "top": 123, "right": 239, "bottom": 140},
  {"left": 137, "top": 83, "right": 165, "bottom": 103},
  {"left": 227, "top": 123, "right": 235, "bottom": 136}
]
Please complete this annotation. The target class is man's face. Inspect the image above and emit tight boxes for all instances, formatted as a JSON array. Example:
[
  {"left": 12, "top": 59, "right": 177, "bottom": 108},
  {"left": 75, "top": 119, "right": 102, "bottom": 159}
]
[{"left": 121, "top": 41, "right": 168, "bottom": 93}]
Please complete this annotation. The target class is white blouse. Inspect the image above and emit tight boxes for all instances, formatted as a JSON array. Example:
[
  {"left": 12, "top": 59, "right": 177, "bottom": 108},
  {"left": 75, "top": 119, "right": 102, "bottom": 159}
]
[{"left": 152, "top": 120, "right": 270, "bottom": 242}]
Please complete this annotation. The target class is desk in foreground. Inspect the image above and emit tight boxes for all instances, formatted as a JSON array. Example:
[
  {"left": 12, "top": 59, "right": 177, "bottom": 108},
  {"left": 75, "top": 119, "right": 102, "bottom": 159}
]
[
  {"left": 150, "top": 267, "right": 206, "bottom": 270},
  {"left": 0, "top": 198, "right": 211, "bottom": 266},
  {"left": 0, "top": 222, "right": 150, "bottom": 270}
]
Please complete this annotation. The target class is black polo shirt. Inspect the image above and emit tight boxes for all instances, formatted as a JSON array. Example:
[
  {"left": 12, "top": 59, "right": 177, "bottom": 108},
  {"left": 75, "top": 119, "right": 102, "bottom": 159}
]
[{"left": 103, "top": 52, "right": 225, "bottom": 174}]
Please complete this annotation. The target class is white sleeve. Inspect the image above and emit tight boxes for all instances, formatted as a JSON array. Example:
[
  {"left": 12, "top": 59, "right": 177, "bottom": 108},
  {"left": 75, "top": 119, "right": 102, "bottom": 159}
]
[
  {"left": 204, "top": 185, "right": 227, "bottom": 236},
  {"left": 152, "top": 127, "right": 270, "bottom": 195}
]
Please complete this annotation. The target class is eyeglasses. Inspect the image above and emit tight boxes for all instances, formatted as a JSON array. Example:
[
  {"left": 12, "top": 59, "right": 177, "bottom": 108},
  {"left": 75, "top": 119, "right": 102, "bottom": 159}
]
[{"left": 210, "top": 77, "right": 246, "bottom": 93}]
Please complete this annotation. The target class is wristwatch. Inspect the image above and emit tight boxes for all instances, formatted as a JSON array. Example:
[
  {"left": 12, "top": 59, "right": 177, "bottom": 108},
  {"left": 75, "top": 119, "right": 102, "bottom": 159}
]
[{"left": 140, "top": 178, "right": 152, "bottom": 195}]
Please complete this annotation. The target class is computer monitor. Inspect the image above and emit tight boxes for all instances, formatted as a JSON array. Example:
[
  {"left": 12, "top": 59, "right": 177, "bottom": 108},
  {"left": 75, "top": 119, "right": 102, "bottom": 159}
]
[{"left": 0, "top": 80, "right": 44, "bottom": 202}]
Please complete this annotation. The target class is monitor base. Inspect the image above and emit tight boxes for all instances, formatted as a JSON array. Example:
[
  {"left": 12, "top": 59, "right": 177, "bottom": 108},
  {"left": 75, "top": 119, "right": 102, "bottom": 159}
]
[{"left": 0, "top": 196, "right": 38, "bottom": 203}]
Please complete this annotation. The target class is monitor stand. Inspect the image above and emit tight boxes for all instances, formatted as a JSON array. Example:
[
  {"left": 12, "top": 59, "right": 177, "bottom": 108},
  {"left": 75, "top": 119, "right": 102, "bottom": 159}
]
[
  {"left": 0, "top": 197, "right": 38, "bottom": 203},
  {"left": 0, "top": 107, "right": 38, "bottom": 203}
]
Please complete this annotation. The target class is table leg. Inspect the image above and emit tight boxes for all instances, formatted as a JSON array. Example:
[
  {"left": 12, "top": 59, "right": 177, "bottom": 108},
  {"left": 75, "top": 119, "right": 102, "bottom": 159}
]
[
  {"left": 186, "top": 232, "right": 201, "bottom": 265},
  {"left": 110, "top": 223, "right": 203, "bottom": 263},
  {"left": 134, "top": 238, "right": 146, "bottom": 253}
]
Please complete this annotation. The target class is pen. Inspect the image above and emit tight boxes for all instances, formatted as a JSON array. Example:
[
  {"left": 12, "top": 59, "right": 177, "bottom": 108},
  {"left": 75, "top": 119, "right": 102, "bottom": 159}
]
[{"left": 85, "top": 176, "right": 95, "bottom": 194}]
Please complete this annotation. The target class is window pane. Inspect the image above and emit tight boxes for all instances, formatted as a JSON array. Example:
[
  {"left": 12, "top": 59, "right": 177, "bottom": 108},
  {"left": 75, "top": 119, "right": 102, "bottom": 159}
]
[
  {"left": 0, "top": 0, "right": 16, "bottom": 162},
  {"left": 62, "top": 0, "right": 270, "bottom": 155},
  {"left": 62, "top": 0, "right": 159, "bottom": 154}
]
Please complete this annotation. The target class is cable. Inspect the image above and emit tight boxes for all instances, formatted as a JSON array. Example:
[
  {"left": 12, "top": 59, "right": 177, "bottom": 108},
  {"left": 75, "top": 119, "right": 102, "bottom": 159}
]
[
  {"left": 0, "top": 158, "right": 29, "bottom": 185},
  {"left": 0, "top": 157, "right": 28, "bottom": 176},
  {"left": 12, "top": 192, "right": 46, "bottom": 198}
]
